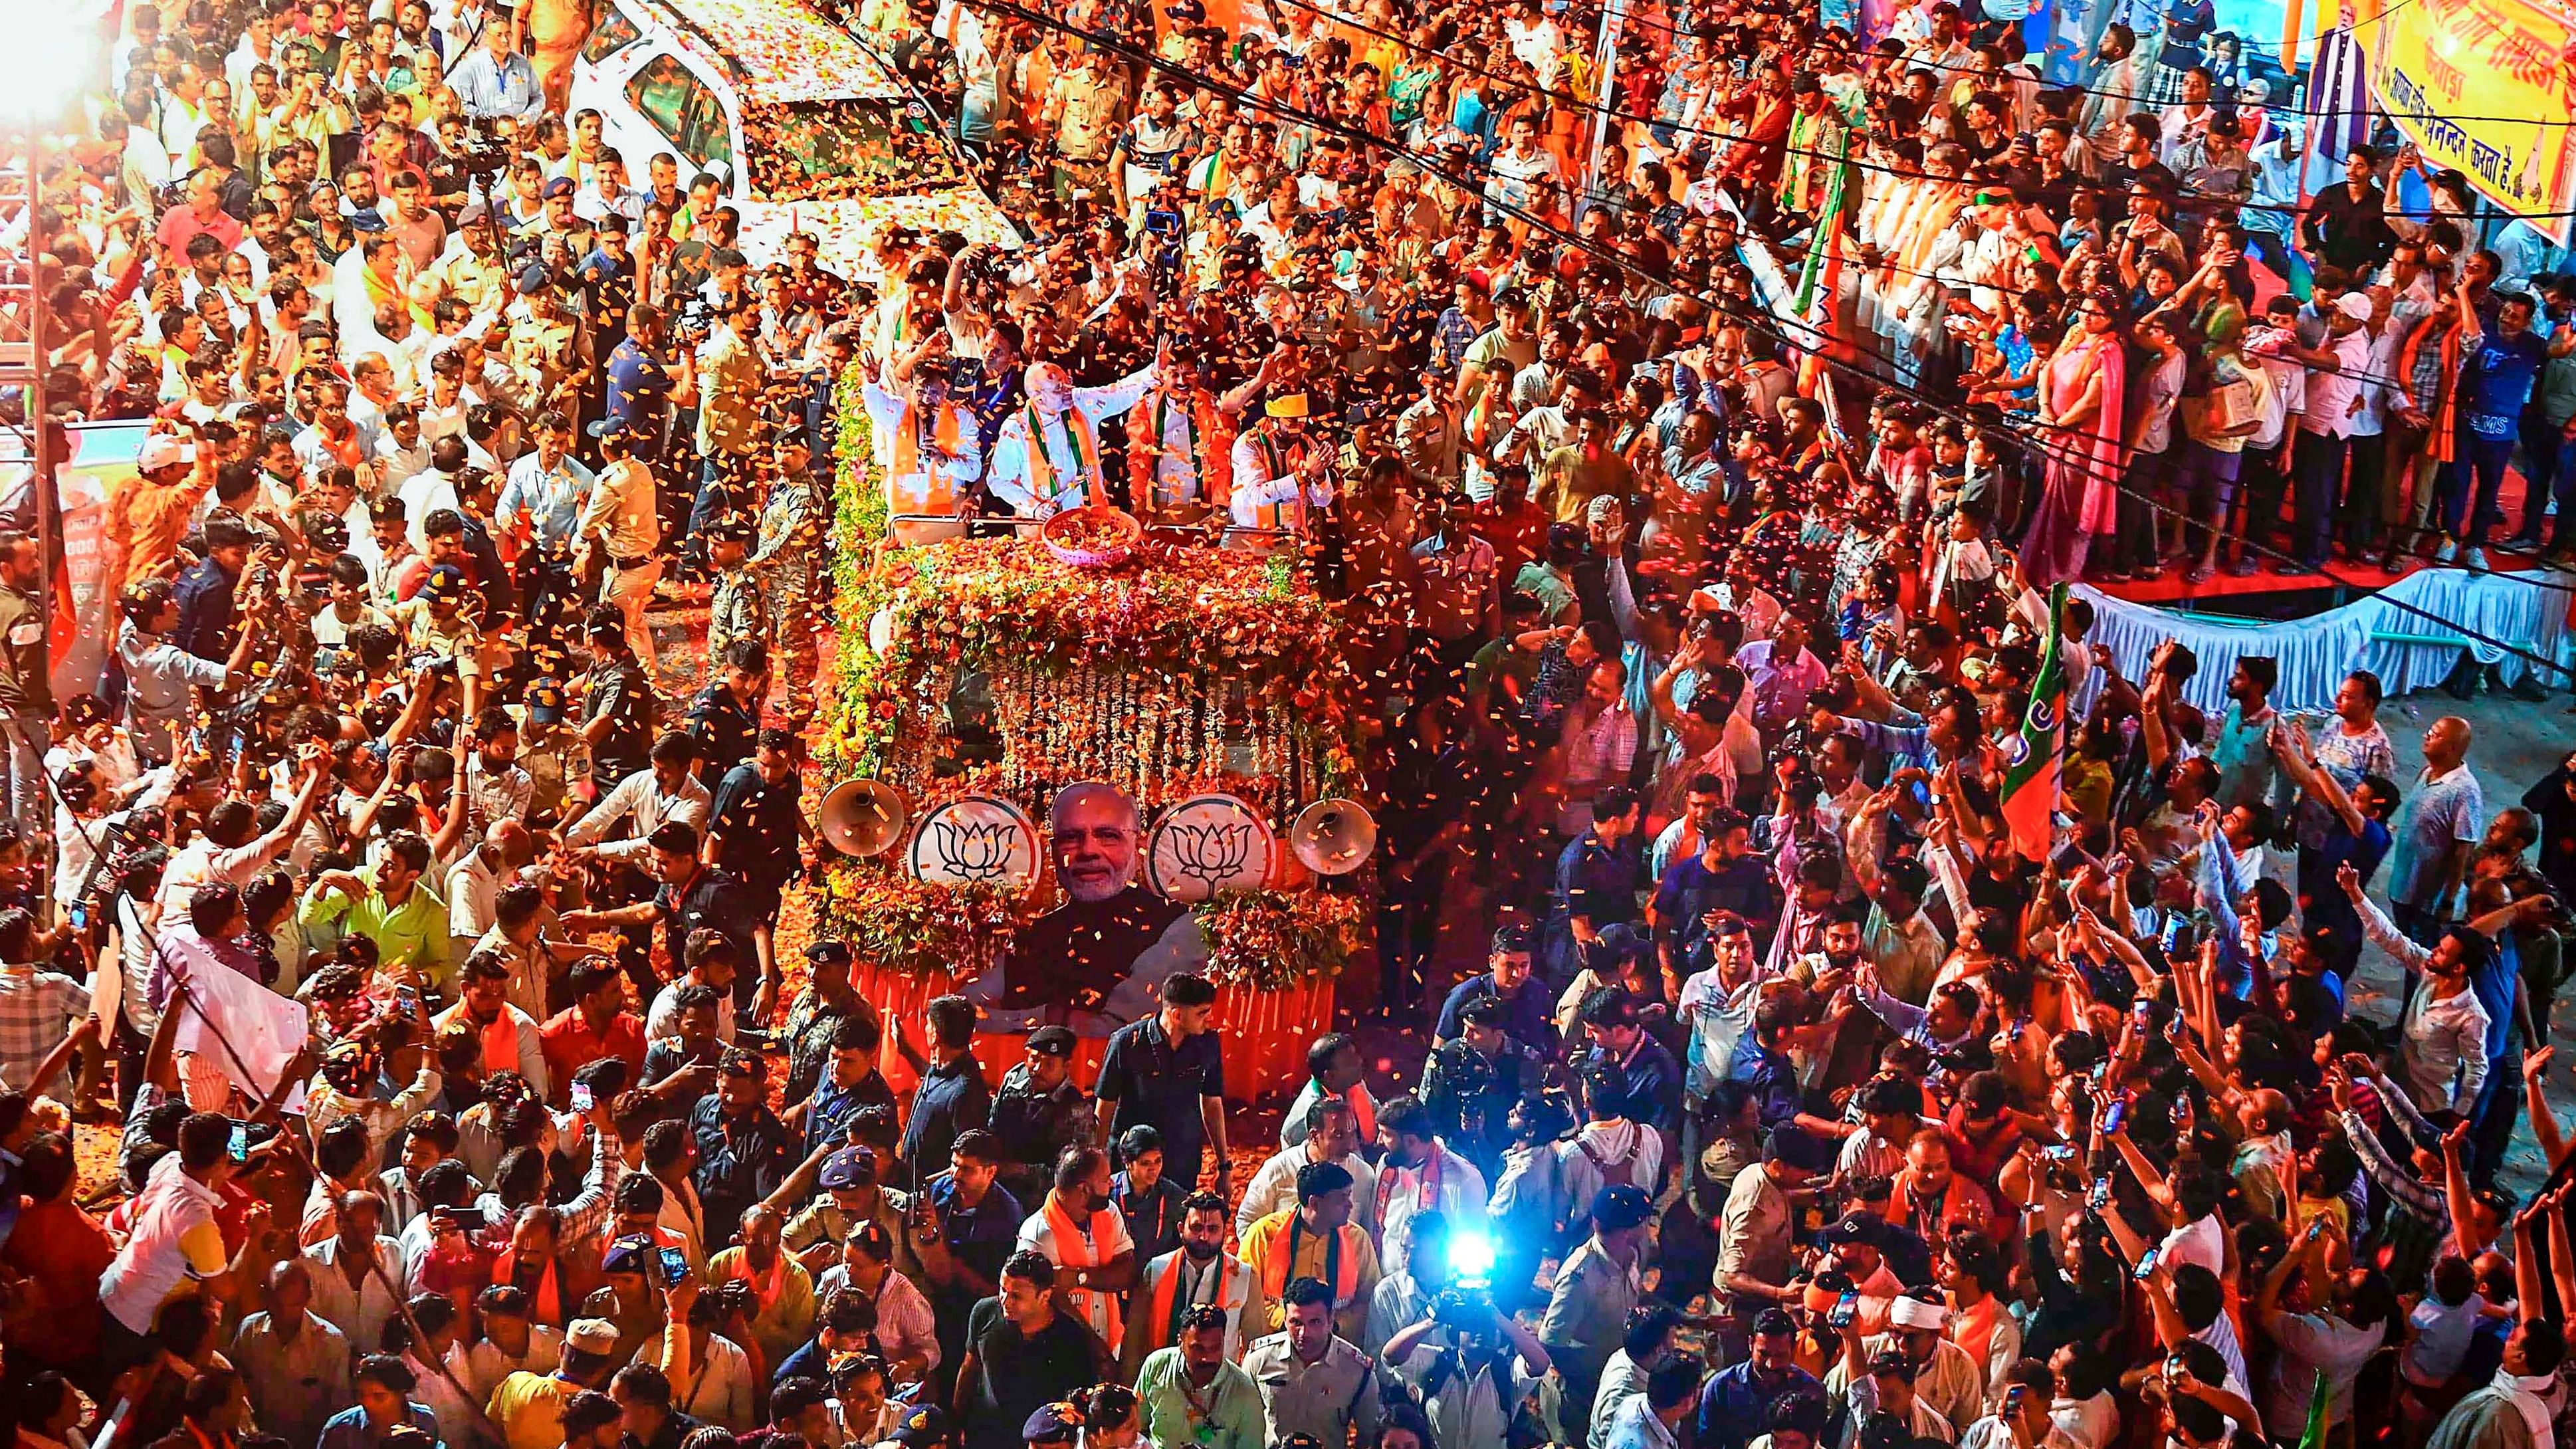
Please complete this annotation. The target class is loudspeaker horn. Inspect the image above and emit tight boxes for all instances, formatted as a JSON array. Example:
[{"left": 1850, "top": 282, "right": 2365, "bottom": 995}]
[
  {"left": 820, "top": 778, "right": 909, "bottom": 857},
  {"left": 1289, "top": 798, "right": 1378, "bottom": 875}
]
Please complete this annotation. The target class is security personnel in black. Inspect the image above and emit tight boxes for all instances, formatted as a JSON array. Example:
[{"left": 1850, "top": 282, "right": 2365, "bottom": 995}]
[
  {"left": 985, "top": 1024, "right": 1092, "bottom": 1205},
  {"left": 0, "top": 531, "right": 52, "bottom": 838},
  {"left": 1418, "top": 997, "right": 1543, "bottom": 1179},
  {"left": 578, "top": 605, "right": 658, "bottom": 789}
]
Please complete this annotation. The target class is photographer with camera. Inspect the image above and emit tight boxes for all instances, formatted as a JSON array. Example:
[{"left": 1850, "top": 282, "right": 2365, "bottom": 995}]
[{"left": 1375, "top": 1271, "right": 1552, "bottom": 1449}]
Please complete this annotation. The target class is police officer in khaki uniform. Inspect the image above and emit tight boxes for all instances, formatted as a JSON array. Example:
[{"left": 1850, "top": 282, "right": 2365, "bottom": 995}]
[
  {"left": 782, "top": 1143, "right": 922, "bottom": 1280},
  {"left": 504, "top": 261, "right": 586, "bottom": 413},
  {"left": 0, "top": 532, "right": 53, "bottom": 839},
  {"left": 1043, "top": 41, "right": 1125, "bottom": 205}
]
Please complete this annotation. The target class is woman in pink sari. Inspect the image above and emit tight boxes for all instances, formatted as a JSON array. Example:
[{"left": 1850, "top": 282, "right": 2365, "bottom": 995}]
[{"left": 2022, "top": 290, "right": 2129, "bottom": 587}]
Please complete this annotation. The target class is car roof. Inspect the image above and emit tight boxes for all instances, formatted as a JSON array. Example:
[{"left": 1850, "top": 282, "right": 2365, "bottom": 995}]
[{"left": 633, "top": 0, "right": 905, "bottom": 104}]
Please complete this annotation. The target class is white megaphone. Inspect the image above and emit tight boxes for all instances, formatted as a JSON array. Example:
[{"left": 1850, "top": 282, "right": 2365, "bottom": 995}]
[
  {"left": 1289, "top": 798, "right": 1378, "bottom": 876},
  {"left": 819, "top": 779, "right": 909, "bottom": 858}
]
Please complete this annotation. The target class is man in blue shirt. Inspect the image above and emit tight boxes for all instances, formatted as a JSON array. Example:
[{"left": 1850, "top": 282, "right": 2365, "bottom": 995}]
[
  {"left": 1432, "top": 922, "right": 1558, "bottom": 1055},
  {"left": 317, "top": 1355, "right": 445, "bottom": 1449},
  {"left": 2276, "top": 738, "right": 2397, "bottom": 979},
  {"left": 1727, "top": 996, "right": 1805, "bottom": 1131},
  {"left": 689, "top": 1048, "right": 796, "bottom": 1234},
  {"left": 448, "top": 23, "right": 544, "bottom": 120},
  {"left": 897, "top": 994, "right": 992, "bottom": 1178},
  {"left": 1578, "top": 988, "right": 1683, "bottom": 1139},
  {"left": 2449, "top": 283, "right": 2576, "bottom": 563},
  {"left": 912, "top": 1127, "right": 1023, "bottom": 1375},
  {"left": 1095, "top": 972, "right": 1230, "bottom": 1194},
  {"left": 174, "top": 516, "right": 253, "bottom": 663},
  {"left": 1651, "top": 808, "right": 1778, "bottom": 974},
  {"left": 603, "top": 305, "right": 678, "bottom": 461},
  {"left": 1696, "top": 1307, "right": 1820, "bottom": 1449}
]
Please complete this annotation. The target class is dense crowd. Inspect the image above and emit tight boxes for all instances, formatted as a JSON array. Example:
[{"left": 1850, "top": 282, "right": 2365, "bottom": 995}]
[{"left": 7, "top": 3, "right": 2576, "bottom": 1449}]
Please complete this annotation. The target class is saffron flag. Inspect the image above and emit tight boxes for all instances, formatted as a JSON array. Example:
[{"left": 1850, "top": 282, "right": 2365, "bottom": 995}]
[{"left": 2000, "top": 583, "right": 2068, "bottom": 861}]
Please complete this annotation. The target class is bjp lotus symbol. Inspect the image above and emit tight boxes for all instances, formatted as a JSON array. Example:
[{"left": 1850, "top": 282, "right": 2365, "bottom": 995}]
[
  {"left": 931, "top": 817, "right": 1021, "bottom": 881},
  {"left": 1146, "top": 794, "right": 1277, "bottom": 901},
  {"left": 1164, "top": 820, "right": 1254, "bottom": 891},
  {"left": 908, "top": 797, "right": 1040, "bottom": 888}
]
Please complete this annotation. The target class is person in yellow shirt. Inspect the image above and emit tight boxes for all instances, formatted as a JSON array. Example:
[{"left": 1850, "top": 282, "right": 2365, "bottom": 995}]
[
  {"left": 704, "top": 1205, "right": 816, "bottom": 1371},
  {"left": 1236, "top": 1162, "right": 1380, "bottom": 1343},
  {"left": 490, "top": 1297, "right": 692, "bottom": 1449}
]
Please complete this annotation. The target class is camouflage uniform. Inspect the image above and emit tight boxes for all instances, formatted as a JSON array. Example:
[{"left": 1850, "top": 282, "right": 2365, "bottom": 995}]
[
  {"left": 756, "top": 471, "right": 831, "bottom": 721},
  {"left": 706, "top": 561, "right": 767, "bottom": 668}
]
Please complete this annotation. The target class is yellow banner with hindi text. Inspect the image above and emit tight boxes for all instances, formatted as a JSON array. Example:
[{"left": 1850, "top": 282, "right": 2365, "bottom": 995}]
[{"left": 2367, "top": 0, "right": 2576, "bottom": 245}]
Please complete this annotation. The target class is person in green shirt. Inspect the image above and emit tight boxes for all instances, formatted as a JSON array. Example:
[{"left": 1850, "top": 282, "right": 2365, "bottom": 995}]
[
  {"left": 300, "top": 831, "right": 456, "bottom": 996},
  {"left": 1134, "top": 1307, "right": 1268, "bottom": 1449}
]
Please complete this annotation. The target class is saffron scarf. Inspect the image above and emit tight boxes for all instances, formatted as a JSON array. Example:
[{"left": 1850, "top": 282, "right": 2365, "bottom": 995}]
[
  {"left": 1374, "top": 1141, "right": 1448, "bottom": 1228},
  {"left": 1262, "top": 1210, "right": 1360, "bottom": 1306},
  {"left": 1133, "top": 389, "right": 1233, "bottom": 510},
  {"left": 1023, "top": 403, "right": 1103, "bottom": 509},
  {"left": 1245, "top": 429, "right": 1309, "bottom": 529},
  {"left": 889, "top": 399, "right": 964, "bottom": 512},
  {"left": 1043, "top": 1192, "right": 1123, "bottom": 1351},
  {"left": 1146, "top": 1250, "right": 1241, "bottom": 1353}
]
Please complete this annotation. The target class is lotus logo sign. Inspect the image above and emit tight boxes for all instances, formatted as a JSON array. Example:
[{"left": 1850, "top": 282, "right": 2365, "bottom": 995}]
[
  {"left": 907, "top": 796, "right": 1041, "bottom": 888},
  {"left": 1144, "top": 794, "right": 1275, "bottom": 901}
]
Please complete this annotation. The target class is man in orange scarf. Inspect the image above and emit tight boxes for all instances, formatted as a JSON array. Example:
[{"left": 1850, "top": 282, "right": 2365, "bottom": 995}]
[
  {"left": 859, "top": 351, "right": 984, "bottom": 534},
  {"left": 1128, "top": 355, "right": 1250, "bottom": 520},
  {"left": 1120, "top": 1190, "right": 1265, "bottom": 1381},
  {"left": 1014, "top": 1145, "right": 1138, "bottom": 1353}
]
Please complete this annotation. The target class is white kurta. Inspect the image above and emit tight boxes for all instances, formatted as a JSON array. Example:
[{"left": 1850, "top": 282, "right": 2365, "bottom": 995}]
[{"left": 986, "top": 364, "right": 1157, "bottom": 516}]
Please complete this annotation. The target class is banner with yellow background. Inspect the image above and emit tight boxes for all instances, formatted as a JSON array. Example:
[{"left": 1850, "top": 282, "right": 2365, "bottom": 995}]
[{"left": 2363, "top": 0, "right": 2576, "bottom": 245}]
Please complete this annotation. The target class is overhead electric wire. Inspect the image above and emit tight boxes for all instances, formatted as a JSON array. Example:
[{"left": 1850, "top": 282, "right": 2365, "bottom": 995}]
[
  {"left": 1261, "top": 0, "right": 2576, "bottom": 229},
  {"left": 966, "top": 0, "right": 2576, "bottom": 675},
  {"left": 1224, "top": 31, "right": 2576, "bottom": 596},
  {"left": 1509, "top": 0, "right": 2545, "bottom": 129}
]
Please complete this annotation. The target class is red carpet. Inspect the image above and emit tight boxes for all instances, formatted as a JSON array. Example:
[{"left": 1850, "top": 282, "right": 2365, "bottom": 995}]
[
  {"left": 2095, "top": 542, "right": 2547, "bottom": 606},
  {"left": 2093, "top": 455, "right": 2548, "bottom": 607}
]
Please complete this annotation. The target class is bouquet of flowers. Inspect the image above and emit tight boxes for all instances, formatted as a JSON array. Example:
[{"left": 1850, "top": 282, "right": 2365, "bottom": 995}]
[{"left": 1192, "top": 889, "right": 1371, "bottom": 992}]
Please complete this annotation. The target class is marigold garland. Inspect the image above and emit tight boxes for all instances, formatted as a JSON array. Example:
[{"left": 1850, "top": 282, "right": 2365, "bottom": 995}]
[{"left": 1191, "top": 889, "right": 1370, "bottom": 992}]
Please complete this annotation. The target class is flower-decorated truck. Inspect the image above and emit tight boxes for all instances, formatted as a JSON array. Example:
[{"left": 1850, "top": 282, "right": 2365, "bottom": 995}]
[{"left": 806, "top": 372, "right": 1375, "bottom": 1101}]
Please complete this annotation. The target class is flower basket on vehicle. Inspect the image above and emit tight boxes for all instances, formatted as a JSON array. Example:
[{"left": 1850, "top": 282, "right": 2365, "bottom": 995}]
[{"left": 1039, "top": 505, "right": 1143, "bottom": 569}]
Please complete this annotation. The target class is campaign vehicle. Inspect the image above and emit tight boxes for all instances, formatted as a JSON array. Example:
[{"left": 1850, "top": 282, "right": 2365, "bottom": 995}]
[{"left": 568, "top": 0, "right": 1020, "bottom": 280}]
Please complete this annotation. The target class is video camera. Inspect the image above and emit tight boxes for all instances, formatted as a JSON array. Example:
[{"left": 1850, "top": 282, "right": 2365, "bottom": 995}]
[
  {"left": 451, "top": 115, "right": 515, "bottom": 179},
  {"left": 1428, "top": 1285, "right": 1498, "bottom": 1339}
]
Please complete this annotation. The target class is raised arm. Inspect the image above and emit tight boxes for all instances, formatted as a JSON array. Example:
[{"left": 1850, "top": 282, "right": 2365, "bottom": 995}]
[
  {"left": 2442, "top": 1121, "right": 2493, "bottom": 1256},
  {"left": 2523, "top": 1048, "right": 2565, "bottom": 1170}
]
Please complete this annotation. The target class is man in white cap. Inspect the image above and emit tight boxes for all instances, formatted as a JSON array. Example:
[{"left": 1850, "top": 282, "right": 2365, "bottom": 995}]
[
  {"left": 986, "top": 348, "right": 1162, "bottom": 518},
  {"left": 1824, "top": 1285, "right": 1985, "bottom": 1441},
  {"left": 490, "top": 1304, "right": 692, "bottom": 1449},
  {"left": 108, "top": 429, "right": 215, "bottom": 596},
  {"left": 2286, "top": 289, "right": 2375, "bottom": 572}
]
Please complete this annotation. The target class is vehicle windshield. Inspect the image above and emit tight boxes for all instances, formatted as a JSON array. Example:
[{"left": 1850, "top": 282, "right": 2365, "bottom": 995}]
[{"left": 742, "top": 97, "right": 970, "bottom": 202}]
